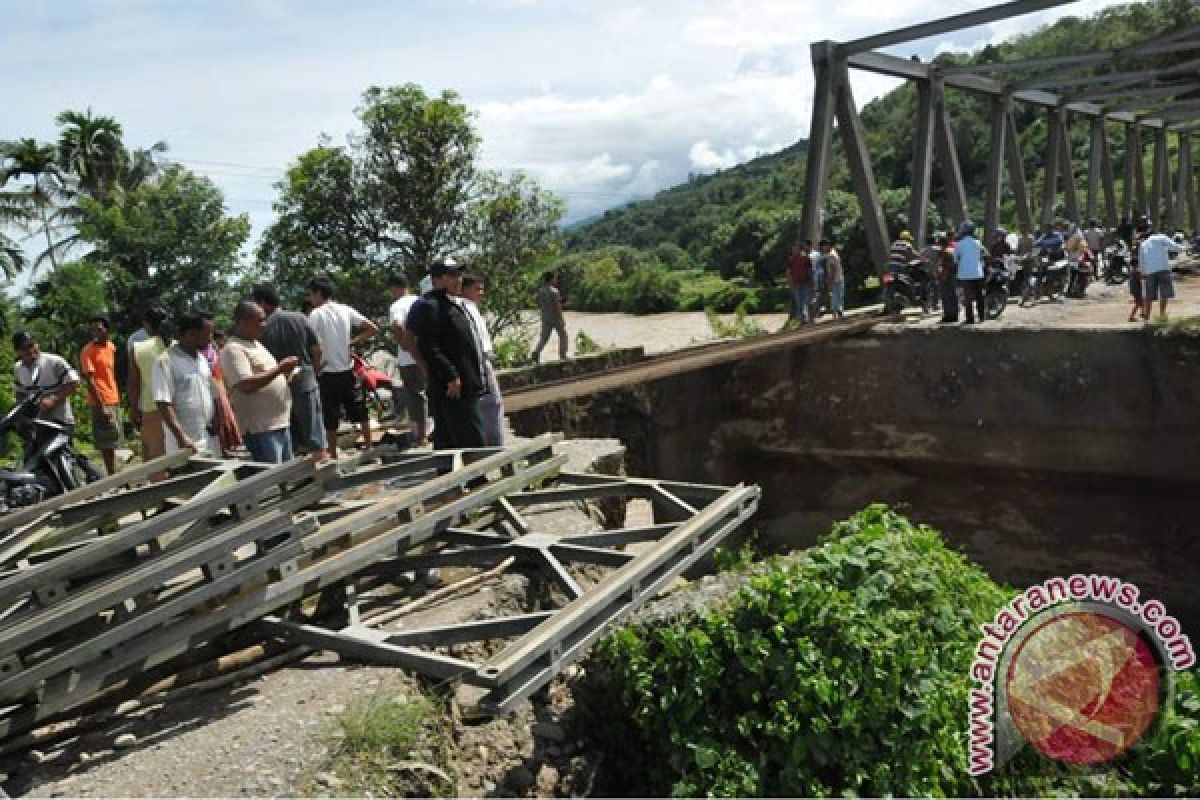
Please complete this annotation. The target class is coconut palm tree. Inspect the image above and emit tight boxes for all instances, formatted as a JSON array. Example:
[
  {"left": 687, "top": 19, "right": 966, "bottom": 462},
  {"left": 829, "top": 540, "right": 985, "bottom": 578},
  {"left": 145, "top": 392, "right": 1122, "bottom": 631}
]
[
  {"left": 0, "top": 172, "right": 31, "bottom": 279},
  {"left": 56, "top": 109, "right": 125, "bottom": 197},
  {"left": 0, "top": 138, "right": 65, "bottom": 274}
]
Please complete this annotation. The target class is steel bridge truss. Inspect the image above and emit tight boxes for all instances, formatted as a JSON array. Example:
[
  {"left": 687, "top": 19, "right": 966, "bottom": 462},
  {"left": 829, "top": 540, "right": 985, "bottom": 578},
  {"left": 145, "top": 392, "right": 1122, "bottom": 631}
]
[
  {"left": 0, "top": 434, "right": 759, "bottom": 742},
  {"left": 800, "top": 0, "right": 1200, "bottom": 264}
]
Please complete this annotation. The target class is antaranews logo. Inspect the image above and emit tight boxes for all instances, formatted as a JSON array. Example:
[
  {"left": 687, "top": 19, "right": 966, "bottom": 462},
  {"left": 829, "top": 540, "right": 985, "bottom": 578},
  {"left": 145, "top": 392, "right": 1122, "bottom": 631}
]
[{"left": 966, "top": 574, "right": 1195, "bottom": 776}]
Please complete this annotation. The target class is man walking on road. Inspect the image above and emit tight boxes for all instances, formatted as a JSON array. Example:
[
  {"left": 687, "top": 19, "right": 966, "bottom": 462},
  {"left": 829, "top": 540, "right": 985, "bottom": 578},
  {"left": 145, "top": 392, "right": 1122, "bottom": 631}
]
[
  {"left": 253, "top": 284, "right": 327, "bottom": 460},
  {"left": 305, "top": 276, "right": 379, "bottom": 459},
  {"left": 1138, "top": 226, "right": 1182, "bottom": 322},
  {"left": 79, "top": 316, "right": 121, "bottom": 474},
  {"left": 530, "top": 271, "right": 568, "bottom": 363},
  {"left": 406, "top": 258, "right": 487, "bottom": 449},
  {"left": 221, "top": 300, "right": 299, "bottom": 464},
  {"left": 388, "top": 274, "right": 430, "bottom": 447}
]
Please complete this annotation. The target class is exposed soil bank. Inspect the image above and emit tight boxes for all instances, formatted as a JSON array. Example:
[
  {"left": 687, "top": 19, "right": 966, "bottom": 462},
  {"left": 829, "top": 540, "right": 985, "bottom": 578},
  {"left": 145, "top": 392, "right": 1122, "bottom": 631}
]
[{"left": 510, "top": 325, "right": 1200, "bottom": 629}]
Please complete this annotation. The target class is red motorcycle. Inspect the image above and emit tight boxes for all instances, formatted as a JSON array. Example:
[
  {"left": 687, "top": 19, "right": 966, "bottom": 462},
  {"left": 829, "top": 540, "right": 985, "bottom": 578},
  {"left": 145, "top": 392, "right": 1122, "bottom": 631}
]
[{"left": 351, "top": 351, "right": 396, "bottom": 420}]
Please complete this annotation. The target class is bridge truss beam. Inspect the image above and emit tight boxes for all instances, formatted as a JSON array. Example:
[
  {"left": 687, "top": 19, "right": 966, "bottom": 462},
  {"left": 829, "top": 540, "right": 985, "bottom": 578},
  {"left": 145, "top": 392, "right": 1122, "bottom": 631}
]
[{"left": 801, "top": 1, "right": 1200, "bottom": 261}]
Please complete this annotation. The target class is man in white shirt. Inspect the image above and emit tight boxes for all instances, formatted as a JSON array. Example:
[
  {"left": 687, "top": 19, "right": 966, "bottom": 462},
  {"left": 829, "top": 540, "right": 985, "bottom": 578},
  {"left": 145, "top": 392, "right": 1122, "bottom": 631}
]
[
  {"left": 1138, "top": 227, "right": 1183, "bottom": 321},
  {"left": 304, "top": 276, "right": 379, "bottom": 458},
  {"left": 154, "top": 311, "right": 220, "bottom": 455},
  {"left": 12, "top": 331, "right": 80, "bottom": 439},
  {"left": 460, "top": 273, "right": 505, "bottom": 446},
  {"left": 388, "top": 274, "right": 430, "bottom": 446}
]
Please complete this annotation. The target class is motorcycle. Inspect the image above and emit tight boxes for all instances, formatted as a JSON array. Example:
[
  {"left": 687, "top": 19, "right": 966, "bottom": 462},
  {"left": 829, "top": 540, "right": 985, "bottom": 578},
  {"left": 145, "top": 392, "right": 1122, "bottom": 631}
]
[
  {"left": 1066, "top": 251, "right": 1095, "bottom": 299},
  {"left": 352, "top": 351, "right": 396, "bottom": 421},
  {"left": 1020, "top": 251, "right": 1068, "bottom": 306},
  {"left": 1103, "top": 242, "right": 1128, "bottom": 285},
  {"left": 0, "top": 384, "right": 101, "bottom": 513},
  {"left": 882, "top": 258, "right": 933, "bottom": 314},
  {"left": 984, "top": 257, "right": 1012, "bottom": 319}
]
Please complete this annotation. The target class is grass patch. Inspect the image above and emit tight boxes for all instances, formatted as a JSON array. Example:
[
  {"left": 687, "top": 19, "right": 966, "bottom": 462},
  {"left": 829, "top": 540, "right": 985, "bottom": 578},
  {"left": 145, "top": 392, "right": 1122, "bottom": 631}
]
[
  {"left": 310, "top": 686, "right": 458, "bottom": 797},
  {"left": 1153, "top": 315, "right": 1200, "bottom": 336},
  {"left": 705, "top": 307, "right": 766, "bottom": 339}
]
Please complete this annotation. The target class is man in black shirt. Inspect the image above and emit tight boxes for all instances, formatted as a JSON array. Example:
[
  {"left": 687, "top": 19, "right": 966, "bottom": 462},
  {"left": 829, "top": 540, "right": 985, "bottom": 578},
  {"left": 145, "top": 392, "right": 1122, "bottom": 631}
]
[
  {"left": 405, "top": 258, "right": 487, "bottom": 449},
  {"left": 251, "top": 283, "right": 327, "bottom": 459}
]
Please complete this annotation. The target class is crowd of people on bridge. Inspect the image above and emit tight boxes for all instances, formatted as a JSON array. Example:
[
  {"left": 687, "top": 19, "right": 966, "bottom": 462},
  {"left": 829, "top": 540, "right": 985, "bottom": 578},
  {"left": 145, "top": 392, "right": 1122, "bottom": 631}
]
[
  {"left": 828, "top": 214, "right": 1190, "bottom": 326},
  {"left": 9, "top": 258, "right": 550, "bottom": 477}
]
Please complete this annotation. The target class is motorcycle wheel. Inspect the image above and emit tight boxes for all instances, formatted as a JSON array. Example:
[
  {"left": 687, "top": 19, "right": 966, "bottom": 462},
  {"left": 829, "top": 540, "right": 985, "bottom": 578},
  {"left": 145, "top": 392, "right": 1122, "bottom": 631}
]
[
  {"left": 1021, "top": 282, "right": 1036, "bottom": 307},
  {"left": 985, "top": 288, "right": 1008, "bottom": 319}
]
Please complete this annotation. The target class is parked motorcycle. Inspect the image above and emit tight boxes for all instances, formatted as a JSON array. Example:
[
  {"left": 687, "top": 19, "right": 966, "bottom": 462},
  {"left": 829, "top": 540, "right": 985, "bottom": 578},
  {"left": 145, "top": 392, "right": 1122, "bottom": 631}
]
[
  {"left": 1066, "top": 251, "right": 1094, "bottom": 299},
  {"left": 1020, "top": 251, "right": 1068, "bottom": 306},
  {"left": 1103, "top": 242, "right": 1128, "bottom": 285},
  {"left": 0, "top": 384, "right": 101, "bottom": 513},
  {"left": 984, "top": 257, "right": 1012, "bottom": 319},
  {"left": 882, "top": 258, "right": 933, "bottom": 314},
  {"left": 352, "top": 351, "right": 396, "bottom": 420}
]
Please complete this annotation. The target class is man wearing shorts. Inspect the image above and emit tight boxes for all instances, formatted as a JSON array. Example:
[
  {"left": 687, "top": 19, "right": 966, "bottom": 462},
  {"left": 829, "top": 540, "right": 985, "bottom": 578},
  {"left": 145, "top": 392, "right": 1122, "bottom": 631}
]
[
  {"left": 304, "top": 276, "right": 378, "bottom": 459},
  {"left": 79, "top": 315, "right": 121, "bottom": 474},
  {"left": 1138, "top": 227, "right": 1182, "bottom": 322},
  {"left": 253, "top": 284, "right": 327, "bottom": 459}
]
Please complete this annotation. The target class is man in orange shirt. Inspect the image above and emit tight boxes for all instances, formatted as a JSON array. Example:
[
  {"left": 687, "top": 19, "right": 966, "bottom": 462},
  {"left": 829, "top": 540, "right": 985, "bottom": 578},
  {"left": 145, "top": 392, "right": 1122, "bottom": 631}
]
[{"left": 80, "top": 315, "right": 121, "bottom": 474}]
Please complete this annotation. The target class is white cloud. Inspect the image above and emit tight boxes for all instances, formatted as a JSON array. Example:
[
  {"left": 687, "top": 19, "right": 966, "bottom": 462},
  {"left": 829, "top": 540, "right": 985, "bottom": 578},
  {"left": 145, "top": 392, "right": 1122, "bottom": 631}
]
[{"left": 0, "top": 0, "right": 1135, "bottom": 239}]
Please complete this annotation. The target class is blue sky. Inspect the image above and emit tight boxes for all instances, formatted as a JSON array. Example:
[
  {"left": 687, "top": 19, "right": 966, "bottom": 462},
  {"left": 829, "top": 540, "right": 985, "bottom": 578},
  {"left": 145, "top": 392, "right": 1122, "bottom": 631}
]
[{"left": 2, "top": 0, "right": 1120, "bottom": 254}]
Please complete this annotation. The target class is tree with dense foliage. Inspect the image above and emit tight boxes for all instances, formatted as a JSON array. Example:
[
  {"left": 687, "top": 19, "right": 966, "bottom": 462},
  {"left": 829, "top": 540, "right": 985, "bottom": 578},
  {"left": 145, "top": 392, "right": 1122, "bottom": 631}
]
[
  {"left": 358, "top": 84, "right": 480, "bottom": 281},
  {"left": 258, "top": 84, "right": 563, "bottom": 329},
  {"left": 462, "top": 171, "right": 565, "bottom": 337},
  {"left": 75, "top": 163, "right": 251, "bottom": 324}
]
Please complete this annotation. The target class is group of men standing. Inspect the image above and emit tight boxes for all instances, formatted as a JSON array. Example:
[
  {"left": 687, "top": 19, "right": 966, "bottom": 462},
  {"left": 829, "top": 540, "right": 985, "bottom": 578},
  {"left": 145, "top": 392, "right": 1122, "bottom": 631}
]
[
  {"left": 10, "top": 258, "right": 512, "bottom": 479},
  {"left": 785, "top": 238, "right": 845, "bottom": 324}
]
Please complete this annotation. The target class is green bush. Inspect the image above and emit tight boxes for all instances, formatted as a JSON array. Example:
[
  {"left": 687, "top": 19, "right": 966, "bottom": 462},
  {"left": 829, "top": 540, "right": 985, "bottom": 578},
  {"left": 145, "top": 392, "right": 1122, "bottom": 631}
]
[
  {"left": 579, "top": 506, "right": 1200, "bottom": 797},
  {"left": 574, "top": 330, "right": 602, "bottom": 356},
  {"left": 619, "top": 264, "right": 680, "bottom": 314}
]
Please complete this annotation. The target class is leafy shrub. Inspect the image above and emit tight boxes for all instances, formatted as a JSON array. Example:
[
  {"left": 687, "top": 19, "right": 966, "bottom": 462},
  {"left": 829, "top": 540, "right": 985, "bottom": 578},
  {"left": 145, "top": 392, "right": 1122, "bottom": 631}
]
[
  {"left": 704, "top": 307, "right": 764, "bottom": 339},
  {"left": 491, "top": 327, "right": 533, "bottom": 369},
  {"left": 578, "top": 506, "right": 1200, "bottom": 797},
  {"left": 619, "top": 264, "right": 680, "bottom": 314},
  {"left": 574, "top": 330, "right": 602, "bottom": 356}
]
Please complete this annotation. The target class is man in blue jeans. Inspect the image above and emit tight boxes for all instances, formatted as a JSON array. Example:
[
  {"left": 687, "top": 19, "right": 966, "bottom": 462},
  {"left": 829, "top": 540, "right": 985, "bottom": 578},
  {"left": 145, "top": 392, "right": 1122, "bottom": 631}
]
[
  {"left": 220, "top": 300, "right": 299, "bottom": 463},
  {"left": 954, "top": 222, "right": 986, "bottom": 325}
]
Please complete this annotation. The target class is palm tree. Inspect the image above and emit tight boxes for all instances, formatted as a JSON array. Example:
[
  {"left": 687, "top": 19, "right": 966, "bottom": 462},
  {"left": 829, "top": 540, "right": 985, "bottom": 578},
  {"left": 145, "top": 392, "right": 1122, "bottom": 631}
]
[
  {"left": 0, "top": 138, "right": 65, "bottom": 274},
  {"left": 56, "top": 109, "right": 125, "bottom": 197},
  {"left": 0, "top": 173, "right": 31, "bottom": 280}
]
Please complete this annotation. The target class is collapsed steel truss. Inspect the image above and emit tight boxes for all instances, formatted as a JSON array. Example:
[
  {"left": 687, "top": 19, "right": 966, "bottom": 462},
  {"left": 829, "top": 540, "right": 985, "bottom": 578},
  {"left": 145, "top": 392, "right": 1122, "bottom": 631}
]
[
  {"left": 0, "top": 435, "right": 759, "bottom": 742},
  {"left": 800, "top": 0, "right": 1200, "bottom": 265}
]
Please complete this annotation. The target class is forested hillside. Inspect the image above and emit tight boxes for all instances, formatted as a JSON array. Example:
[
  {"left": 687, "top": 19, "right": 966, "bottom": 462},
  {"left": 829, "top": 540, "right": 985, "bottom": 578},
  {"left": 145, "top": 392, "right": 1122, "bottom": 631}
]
[{"left": 555, "top": 0, "right": 1199, "bottom": 313}]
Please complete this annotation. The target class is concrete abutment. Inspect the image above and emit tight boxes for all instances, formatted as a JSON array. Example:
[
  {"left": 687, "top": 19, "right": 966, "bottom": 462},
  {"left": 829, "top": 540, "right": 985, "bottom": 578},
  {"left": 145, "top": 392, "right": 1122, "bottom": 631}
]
[{"left": 510, "top": 326, "right": 1200, "bottom": 629}]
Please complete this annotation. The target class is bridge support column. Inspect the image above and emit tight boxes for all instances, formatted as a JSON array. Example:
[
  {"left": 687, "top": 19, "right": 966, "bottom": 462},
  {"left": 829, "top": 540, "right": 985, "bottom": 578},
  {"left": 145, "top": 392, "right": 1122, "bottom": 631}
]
[
  {"left": 1005, "top": 111, "right": 1033, "bottom": 233},
  {"left": 1087, "top": 117, "right": 1103, "bottom": 222},
  {"left": 800, "top": 41, "right": 837, "bottom": 246},
  {"left": 983, "top": 95, "right": 1007, "bottom": 236},
  {"left": 934, "top": 84, "right": 969, "bottom": 227},
  {"left": 908, "top": 78, "right": 936, "bottom": 245},
  {"left": 832, "top": 58, "right": 890, "bottom": 269},
  {"left": 1182, "top": 136, "right": 1198, "bottom": 233},
  {"left": 1041, "top": 107, "right": 1062, "bottom": 224},
  {"left": 1100, "top": 120, "right": 1118, "bottom": 229},
  {"left": 1057, "top": 110, "right": 1080, "bottom": 224},
  {"left": 1151, "top": 129, "right": 1168, "bottom": 228}
]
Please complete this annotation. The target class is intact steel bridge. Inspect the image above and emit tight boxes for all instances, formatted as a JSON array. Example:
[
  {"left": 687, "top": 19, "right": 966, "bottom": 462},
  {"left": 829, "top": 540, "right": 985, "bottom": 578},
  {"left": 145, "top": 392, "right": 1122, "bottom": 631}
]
[{"left": 800, "top": 0, "right": 1200, "bottom": 268}]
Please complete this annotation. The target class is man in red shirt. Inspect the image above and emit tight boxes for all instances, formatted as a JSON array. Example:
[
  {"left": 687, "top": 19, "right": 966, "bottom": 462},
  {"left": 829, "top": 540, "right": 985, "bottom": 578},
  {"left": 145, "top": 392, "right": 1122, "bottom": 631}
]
[
  {"left": 786, "top": 240, "right": 815, "bottom": 324},
  {"left": 79, "top": 315, "right": 121, "bottom": 474}
]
